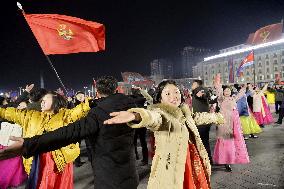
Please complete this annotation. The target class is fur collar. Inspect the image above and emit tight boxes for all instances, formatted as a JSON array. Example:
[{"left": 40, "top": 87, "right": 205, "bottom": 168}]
[{"left": 148, "top": 103, "right": 192, "bottom": 120}]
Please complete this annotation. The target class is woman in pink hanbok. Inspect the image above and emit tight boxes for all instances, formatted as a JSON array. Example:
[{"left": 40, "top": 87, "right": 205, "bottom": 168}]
[
  {"left": 213, "top": 78, "right": 250, "bottom": 172},
  {"left": 0, "top": 102, "right": 28, "bottom": 189},
  {"left": 252, "top": 83, "right": 273, "bottom": 127}
]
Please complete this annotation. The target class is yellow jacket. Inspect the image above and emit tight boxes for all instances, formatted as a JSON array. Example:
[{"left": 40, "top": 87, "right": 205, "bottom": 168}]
[
  {"left": 0, "top": 100, "right": 90, "bottom": 174},
  {"left": 264, "top": 90, "right": 275, "bottom": 104}
]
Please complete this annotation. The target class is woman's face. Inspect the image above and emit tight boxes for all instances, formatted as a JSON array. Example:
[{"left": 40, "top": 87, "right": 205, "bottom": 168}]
[
  {"left": 41, "top": 94, "right": 53, "bottom": 112},
  {"left": 161, "top": 84, "right": 181, "bottom": 107},
  {"left": 223, "top": 88, "right": 231, "bottom": 97},
  {"left": 17, "top": 102, "right": 27, "bottom": 110},
  {"left": 75, "top": 93, "right": 85, "bottom": 102}
]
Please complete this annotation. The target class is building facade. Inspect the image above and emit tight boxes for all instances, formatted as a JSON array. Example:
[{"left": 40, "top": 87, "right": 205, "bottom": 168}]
[
  {"left": 180, "top": 46, "right": 212, "bottom": 78},
  {"left": 193, "top": 35, "right": 284, "bottom": 87},
  {"left": 150, "top": 58, "right": 174, "bottom": 83}
]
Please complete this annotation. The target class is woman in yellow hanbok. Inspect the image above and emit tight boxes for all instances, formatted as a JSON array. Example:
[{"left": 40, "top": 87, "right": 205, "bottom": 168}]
[{"left": 0, "top": 91, "right": 90, "bottom": 189}]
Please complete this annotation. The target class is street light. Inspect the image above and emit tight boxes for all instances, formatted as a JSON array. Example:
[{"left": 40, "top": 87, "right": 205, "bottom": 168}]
[
  {"left": 19, "top": 87, "right": 22, "bottom": 96},
  {"left": 83, "top": 86, "right": 87, "bottom": 96}
]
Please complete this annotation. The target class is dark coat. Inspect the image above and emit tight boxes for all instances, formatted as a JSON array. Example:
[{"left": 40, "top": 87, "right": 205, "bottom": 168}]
[
  {"left": 191, "top": 86, "right": 210, "bottom": 113},
  {"left": 23, "top": 93, "right": 139, "bottom": 189}
]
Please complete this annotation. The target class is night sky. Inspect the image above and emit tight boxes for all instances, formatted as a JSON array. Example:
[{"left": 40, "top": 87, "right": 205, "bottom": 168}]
[{"left": 2, "top": 0, "right": 284, "bottom": 90}]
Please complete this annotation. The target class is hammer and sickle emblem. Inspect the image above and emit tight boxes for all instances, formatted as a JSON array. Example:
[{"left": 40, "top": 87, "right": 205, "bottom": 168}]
[
  {"left": 259, "top": 30, "right": 270, "bottom": 42},
  {"left": 57, "top": 24, "right": 74, "bottom": 40}
]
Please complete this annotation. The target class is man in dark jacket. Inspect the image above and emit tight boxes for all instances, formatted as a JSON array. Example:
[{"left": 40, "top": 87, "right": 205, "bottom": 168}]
[
  {"left": 0, "top": 76, "right": 139, "bottom": 189},
  {"left": 191, "top": 79, "right": 213, "bottom": 164}
]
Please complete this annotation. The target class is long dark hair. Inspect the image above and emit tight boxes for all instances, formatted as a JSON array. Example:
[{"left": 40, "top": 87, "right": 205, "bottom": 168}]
[
  {"left": 154, "top": 80, "right": 184, "bottom": 104},
  {"left": 43, "top": 91, "right": 67, "bottom": 114}
]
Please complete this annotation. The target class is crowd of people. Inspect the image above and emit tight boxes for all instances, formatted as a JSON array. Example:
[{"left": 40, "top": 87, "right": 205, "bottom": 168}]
[{"left": 0, "top": 75, "right": 282, "bottom": 189}]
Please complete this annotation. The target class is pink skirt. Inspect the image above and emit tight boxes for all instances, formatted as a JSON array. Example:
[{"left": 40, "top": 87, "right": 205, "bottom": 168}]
[
  {"left": 213, "top": 110, "right": 250, "bottom": 164},
  {"left": 0, "top": 145, "right": 27, "bottom": 189},
  {"left": 261, "top": 97, "right": 273, "bottom": 125},
  {"left": 253, "top": 97, "right": 274, "bottom": 125}
]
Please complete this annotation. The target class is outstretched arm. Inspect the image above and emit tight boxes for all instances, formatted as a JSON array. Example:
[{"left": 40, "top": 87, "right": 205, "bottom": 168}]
[
  {"left": 0, "top": 107, "right": 31, "bottom": 127},
  {"left": 139, "top": 89, "right": 153, "bottom": 105},
  {"left": 235, "top": 85, "right": 247, "bottom": 101},
  {"left": 104, "top": 108, "right": 164, "bottom": 131},
  {"left": 23, "top": 108, "right": 100, "bottom": 158},
  {"left": 260, "top": 83, "right": 269, "bottom": 94},
  {"left": 63, "top": 98, "right": 90, "bottom": 123},
  {"left": 0, "top": 108, "right": 100, "bottom": 160}
]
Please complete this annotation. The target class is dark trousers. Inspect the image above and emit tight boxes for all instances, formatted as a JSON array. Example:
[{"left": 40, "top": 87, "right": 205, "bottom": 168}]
[
  {"left": 134, "top": 127, "right": 148, "bottom": 163},
  {"left": 85, "top": 138, "right": 95, "bottom": 168},
  {"left": 75, "top": 139, "right": 94, "bottom": 166},
  {"left": 197, "top": 125, "right": 212, "bottom": 164},
  {"left": 275, "top": 101, "right": 282, "bottom": 114},
  {"left": 75, "top": 140, "right": 82, "bottom": 164},
  {"left": 277, "top": 108, "right": 284, "bottom": 123}
]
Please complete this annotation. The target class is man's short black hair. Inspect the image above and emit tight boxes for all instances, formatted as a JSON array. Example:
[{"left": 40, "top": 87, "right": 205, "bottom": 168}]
[
  {"left": 96, "top": 76, "right": 118, "bottom": 96},
  {"left": 28, "top": 88, "right": 48, "bottom": 102},
  {"left": 193, "top": 80, "right": 203, "bottom": 86}
]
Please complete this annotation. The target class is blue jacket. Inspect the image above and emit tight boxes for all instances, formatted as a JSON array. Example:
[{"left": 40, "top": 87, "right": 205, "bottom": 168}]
[{"left": 237, "top": 91, "right": 253, "bottom": 116}]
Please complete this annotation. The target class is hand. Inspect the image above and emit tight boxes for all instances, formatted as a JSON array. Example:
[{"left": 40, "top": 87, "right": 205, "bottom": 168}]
[
  {"left": 196, "top": 90, "right": 204, "bottom": 97},
  {"left": 241, "top": 84, "right": 247, "bottom": 89},
  {"left": 0, "top": 136, "right": 24, "bottom": 160},
  {"left": 4, "top": 92, "right": 10, "bottom": 98},
  {"left": 104, "top": 111, "right": 136, "bottom": 125},
  {"left": 67, "top": 97, "right": 73, "bottom": 102},
  {"left": 214, "top": 73, "right": 221, "bottom": 87},
  {"left": 25, "top": 84, "right": 34, "bottom": 93}
]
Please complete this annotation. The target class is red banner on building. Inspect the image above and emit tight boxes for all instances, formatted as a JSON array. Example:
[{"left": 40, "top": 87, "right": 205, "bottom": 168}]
[
  {"left": 246, "top": 22, "right": 283, "bottom": 45},
  {"left": 228, "top": 58, "right": 234, "bottom": 83}
]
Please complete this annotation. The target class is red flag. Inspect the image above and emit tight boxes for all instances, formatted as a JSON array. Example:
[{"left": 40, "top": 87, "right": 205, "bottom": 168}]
[
  {"left": 249, "top": 22, "right": 283, "bottom": 45},
  {"left": 24, "top": 13, "right": 105, "bottom": 55},
  {"left": 237, "top": 51, "right": 254, "bottom": 77},
  {"left": 228, "top": 58, "right": 234, "bottom": 83}
]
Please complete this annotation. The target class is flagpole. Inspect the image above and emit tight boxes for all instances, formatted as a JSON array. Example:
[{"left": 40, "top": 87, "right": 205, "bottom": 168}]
[
  {"left": 45, "top": 55, "right": 68, "bottom": 93},
  {"left": 253, "top": 50, "right": 256, "bottom": 85},
  {"left": 17, "top": 2, "right": 68, "bottom": 94}
]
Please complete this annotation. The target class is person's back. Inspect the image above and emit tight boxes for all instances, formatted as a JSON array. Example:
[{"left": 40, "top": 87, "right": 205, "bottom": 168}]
[{"left": 90, "top": 93, "right": 139, "bottom": 188}]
